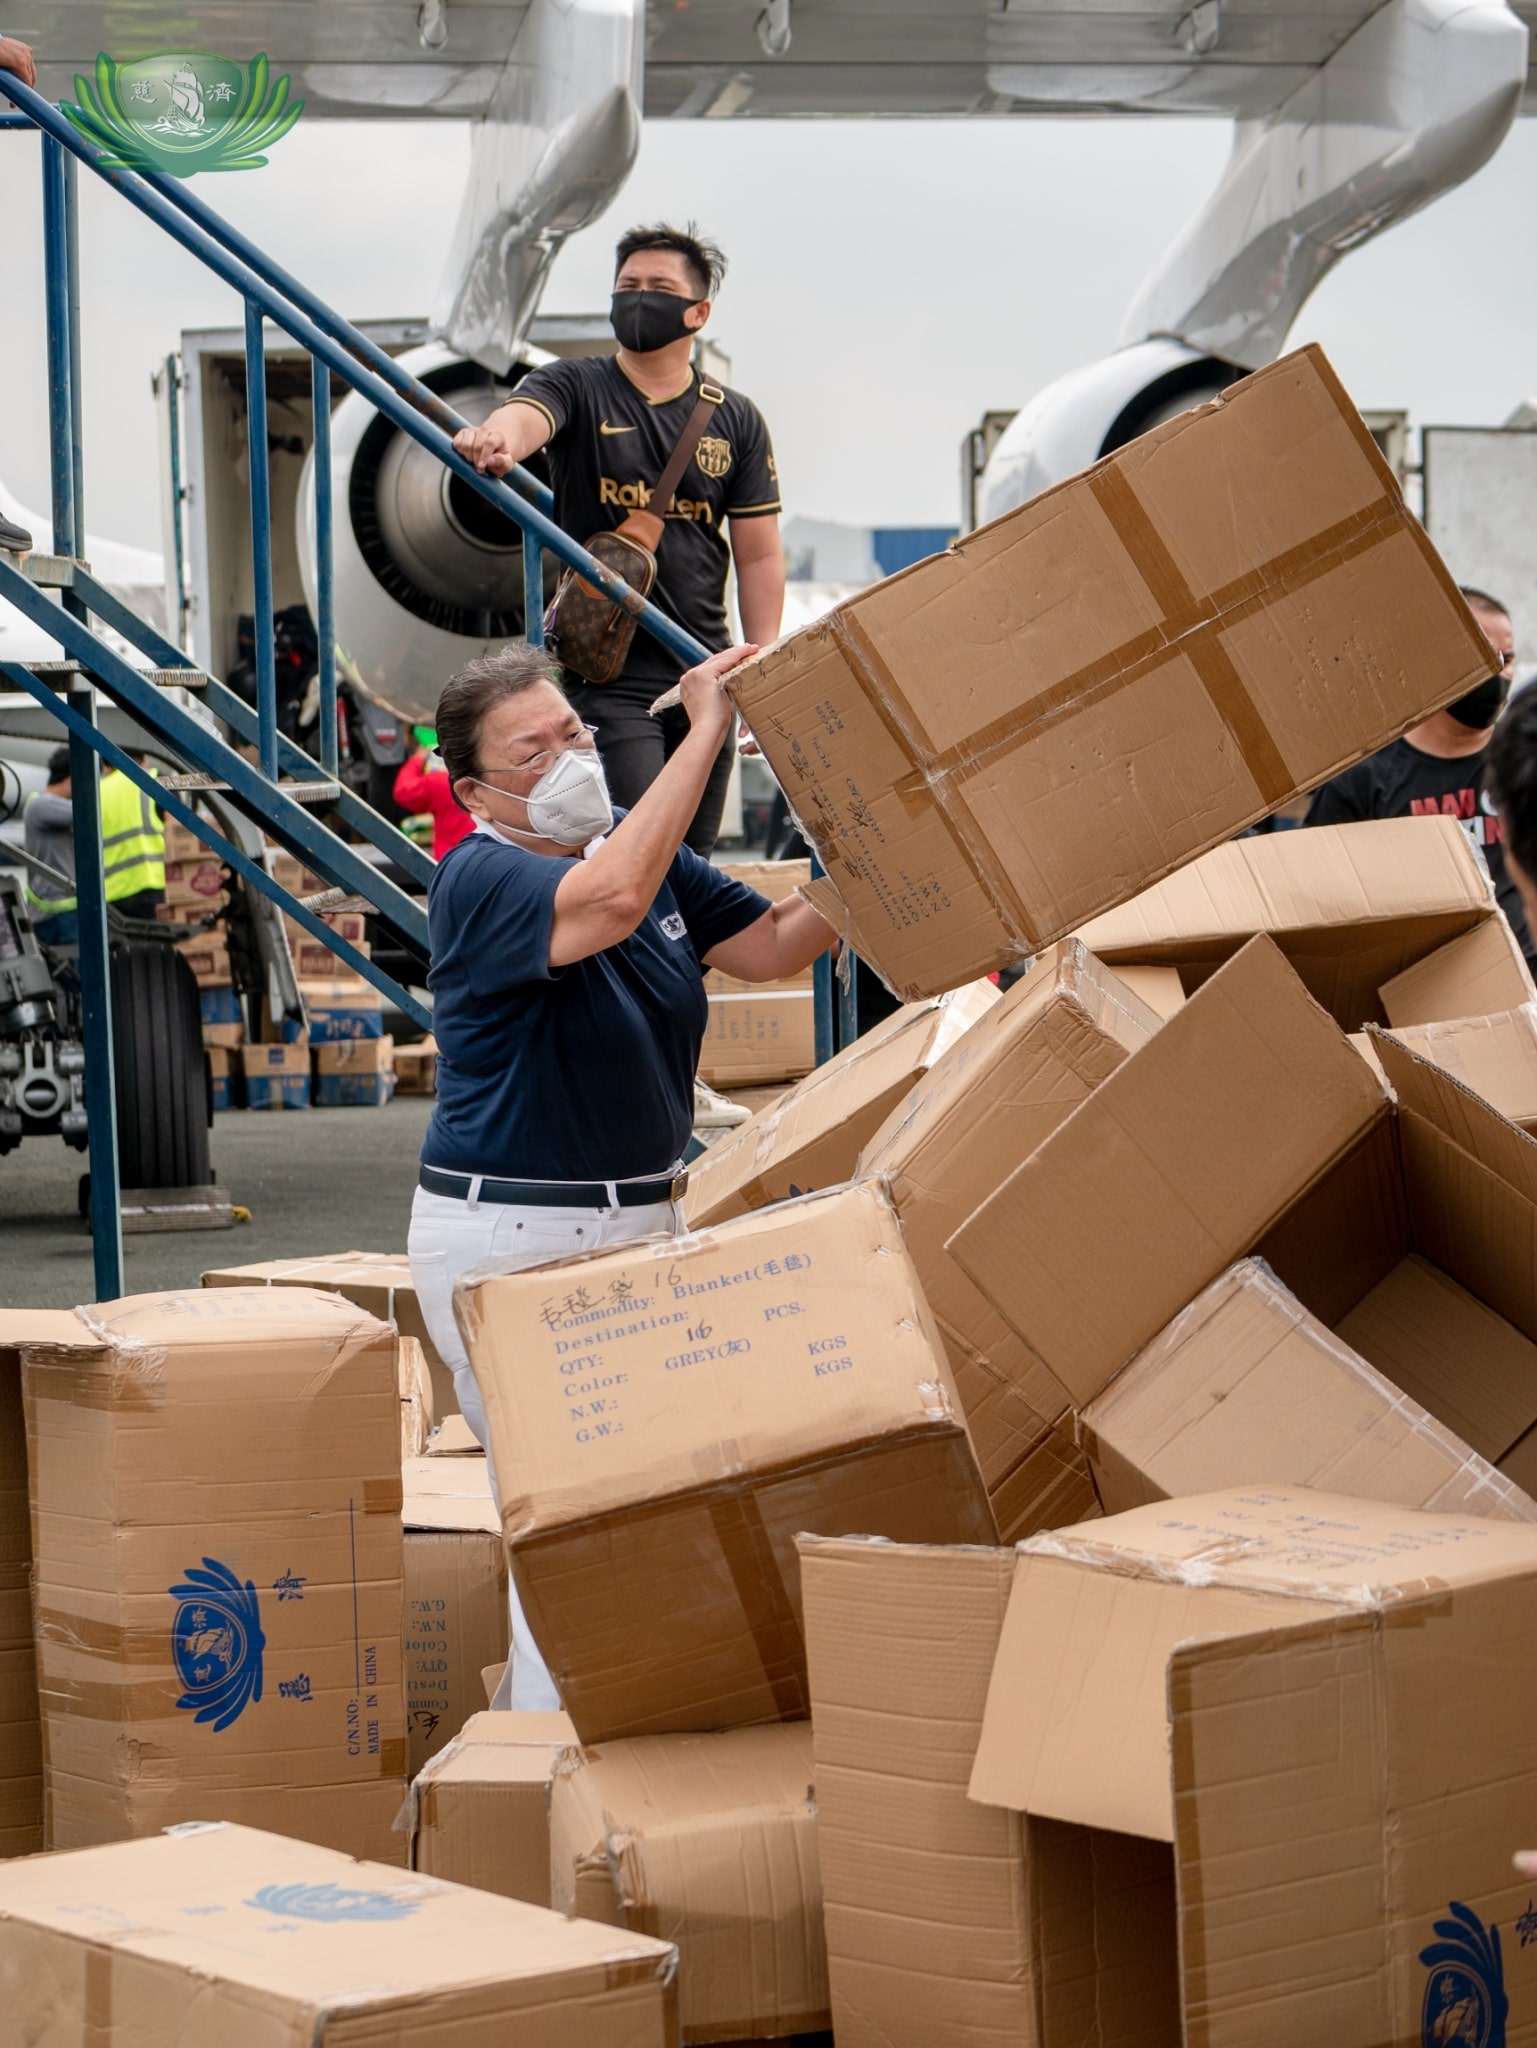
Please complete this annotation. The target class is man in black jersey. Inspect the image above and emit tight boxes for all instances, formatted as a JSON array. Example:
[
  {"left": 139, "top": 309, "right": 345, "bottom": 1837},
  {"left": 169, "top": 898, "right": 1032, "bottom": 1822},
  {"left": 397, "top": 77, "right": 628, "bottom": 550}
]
[
  {"left": 454, "top": 222, "right": 784, "bottom": 856},
  {"left": 1304, "top": 586, "right": 1534, "bottom": 967}
]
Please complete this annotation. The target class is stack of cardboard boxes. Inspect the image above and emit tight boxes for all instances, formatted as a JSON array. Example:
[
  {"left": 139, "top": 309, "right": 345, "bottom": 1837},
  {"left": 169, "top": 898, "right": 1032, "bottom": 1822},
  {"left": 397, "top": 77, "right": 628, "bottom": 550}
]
[
  {"left": 15, "top": 344, "right": 1537, "bottom": 2040},
  {"left": 159, "top": 815, "right": 243, "bottom": 1107},
  {"left": 698, "top": 859, "right": 819, "bottom": 1088}
]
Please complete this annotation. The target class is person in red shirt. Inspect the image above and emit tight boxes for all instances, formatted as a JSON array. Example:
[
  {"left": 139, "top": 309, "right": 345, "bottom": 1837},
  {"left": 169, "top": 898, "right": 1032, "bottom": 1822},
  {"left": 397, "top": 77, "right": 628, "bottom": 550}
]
[{"left": 394, "top": 730, "right": 474, "bottom": 858}]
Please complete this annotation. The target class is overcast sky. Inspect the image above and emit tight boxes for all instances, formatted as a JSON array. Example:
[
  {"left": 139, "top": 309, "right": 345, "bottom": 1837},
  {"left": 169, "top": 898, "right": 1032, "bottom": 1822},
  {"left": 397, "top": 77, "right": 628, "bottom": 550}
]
[{"left": 1, "top": 108, "right": 1533, "bottom": 553}]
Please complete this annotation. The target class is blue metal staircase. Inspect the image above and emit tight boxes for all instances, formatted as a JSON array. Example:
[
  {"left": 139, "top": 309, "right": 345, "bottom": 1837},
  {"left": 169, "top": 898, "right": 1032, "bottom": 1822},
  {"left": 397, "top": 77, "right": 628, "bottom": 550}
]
[{"left": 0, "top": 70, "right": 845, "bottom": 1299}]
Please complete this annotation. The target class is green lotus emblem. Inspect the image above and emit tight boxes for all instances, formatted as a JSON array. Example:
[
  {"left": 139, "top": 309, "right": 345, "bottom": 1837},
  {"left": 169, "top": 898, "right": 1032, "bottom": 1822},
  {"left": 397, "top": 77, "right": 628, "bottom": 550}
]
[{"left": 62, "top": 52, "right": 304, "bottom": 176}]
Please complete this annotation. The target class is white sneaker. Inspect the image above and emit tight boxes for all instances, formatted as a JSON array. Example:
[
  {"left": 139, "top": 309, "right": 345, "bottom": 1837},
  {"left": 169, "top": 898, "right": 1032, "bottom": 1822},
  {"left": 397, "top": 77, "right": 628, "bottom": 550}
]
[{"left": 693, "top": 1076, "right": 752, "bottom": 1129}]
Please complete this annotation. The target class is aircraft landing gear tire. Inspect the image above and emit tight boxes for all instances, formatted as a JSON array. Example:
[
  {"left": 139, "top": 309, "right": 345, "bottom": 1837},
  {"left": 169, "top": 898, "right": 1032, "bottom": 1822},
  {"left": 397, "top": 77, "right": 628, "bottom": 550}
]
[{"left": 111, "top": 943, "right": 212, "bottom": 1190}]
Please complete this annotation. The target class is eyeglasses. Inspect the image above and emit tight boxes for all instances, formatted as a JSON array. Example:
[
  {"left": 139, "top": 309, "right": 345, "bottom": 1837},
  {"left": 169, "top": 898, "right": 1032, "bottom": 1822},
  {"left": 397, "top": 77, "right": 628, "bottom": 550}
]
[{"left": 477, "top": 724, "right": 599, "bottom": 781}]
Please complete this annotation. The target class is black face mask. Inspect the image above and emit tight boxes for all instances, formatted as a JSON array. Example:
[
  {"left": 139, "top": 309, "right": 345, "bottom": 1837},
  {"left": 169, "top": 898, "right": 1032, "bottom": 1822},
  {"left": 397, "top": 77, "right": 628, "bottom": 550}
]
[
  {"left": 610, "top": 289, "right": 700, "bottom": 354},
  {"left": 1446, "top": 675, "right": 1508, "bottom": 731}
]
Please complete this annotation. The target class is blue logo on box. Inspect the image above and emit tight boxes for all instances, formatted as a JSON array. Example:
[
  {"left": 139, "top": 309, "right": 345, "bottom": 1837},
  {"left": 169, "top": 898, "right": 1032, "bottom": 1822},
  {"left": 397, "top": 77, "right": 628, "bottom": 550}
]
[
  {"left": 1420, "top": 1900, "right": 1507, "bottom": 2047},
  {"left": 247, "top": 1882, "right": 419, "bottom": 1924},
  {"left": 169, "top": 1557, "right": 265, "bottom": 1732}
]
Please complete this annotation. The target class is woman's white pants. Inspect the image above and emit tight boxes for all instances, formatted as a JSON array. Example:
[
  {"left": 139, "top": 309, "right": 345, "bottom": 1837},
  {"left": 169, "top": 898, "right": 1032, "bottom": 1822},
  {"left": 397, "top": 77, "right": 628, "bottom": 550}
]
[{"left": 408, "top": 1183, "right": 682, "bottom": 1711}]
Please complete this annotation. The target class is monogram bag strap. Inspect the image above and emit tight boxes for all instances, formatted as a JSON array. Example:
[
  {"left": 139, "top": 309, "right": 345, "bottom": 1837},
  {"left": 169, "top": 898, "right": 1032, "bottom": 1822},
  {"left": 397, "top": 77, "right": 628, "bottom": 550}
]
[{"left": 650, "top": 380, "right": 725, "bottom": 515}]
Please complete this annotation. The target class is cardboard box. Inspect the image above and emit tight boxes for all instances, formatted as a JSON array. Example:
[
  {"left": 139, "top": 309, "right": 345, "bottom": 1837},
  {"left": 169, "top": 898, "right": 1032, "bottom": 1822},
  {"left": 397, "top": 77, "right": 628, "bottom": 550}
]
[
  {"left": 161, "top": 856, "right": 229, "bottom": 906},
  {"left": 200, "top": 983, "right": 242, "bottom": 1028},
  {"left": 202, "top": 1020, "right": 244, "bottom": 1051},
  {"left": 1388, "top": 1004, "right": 1537, "bottom": 1134},
  {"left": 162, "top": 815, "right": 217, "bottom": 863},
  {"left": 457, "top": 1180, "right": 996, "bottom": 1741},
  {"left": 948, "top": 935, "right": 1391, "bottom": 1416},
  {"left": 395, "top": 1035, "right": 438, "bottom": 1095},
  {"left": 1080, "top": 1258, "right": 1537, "bottom": 1522},
  {"left": 399, "top": 1333, "right": 432, "bottom": 1461},
  {"left": 729, "top": 347, "right": 1497, "bottom": 1000},
  {"left": 295, "top": 934, "right": 371, "bottom": 980},
  {"left": 858, "top": 941, "right": 1163, "bottom": 1539},
  {"left": 241, "top": 1039, "right": 310, "bottom": 1109},
  {"left": 206, "top": 1040, "right": 233, "bottom": 1112},
  {"left": 402, "top": 1454, "right": 509, "bottom": 1777},
  {"left": 176, "top": 935, "right": 231, "bottom": 985},
  {"left": 798, "top": 1534, "right": 1031, "bottom": 2048},
  {"left": 314, "top": 1034, "right": 396, "bottom": 1107},
  {"left": 698, "top": 988, "right": 816, "bottom": 1087},
  {"left": 1077, "top": 814, "right": 1534, "bottom": 1031},
  {"left": 969, "top": 1487, "right": 1537, "bottom": 2047},
  {"left": 269, "top": 850, "right": 325, "bottom": 897},
  {"left": 0, "top": 1312, "right": 68, "bottom": 1856},
  {"left": 409, "top": 1708, "right": 577, "bottom": 1899},
  {"left": 20, "top": 1287, "right": 407, "bottom": 1860},
  {"left": 0, "top": 1819, "right": 678, "bottom": 2043},
  {"left": 549, "top": 1721, "right": 828, "bottom": 2044},
  {"left": 201, "top": 1251, "right": 454, "bottom": 1422},
  {"left": 301, "top": 976, "right": 385, "bottom": 1042},
  {"left": 685, "top": 980, "right": 999, "bottom": 1227}
]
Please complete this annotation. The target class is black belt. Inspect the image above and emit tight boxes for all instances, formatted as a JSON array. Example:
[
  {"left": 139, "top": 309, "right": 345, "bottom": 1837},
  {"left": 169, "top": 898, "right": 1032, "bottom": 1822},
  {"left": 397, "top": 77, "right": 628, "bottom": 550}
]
[{"left": 419, "top": 1163, "right": 687, "bottom": 1208}]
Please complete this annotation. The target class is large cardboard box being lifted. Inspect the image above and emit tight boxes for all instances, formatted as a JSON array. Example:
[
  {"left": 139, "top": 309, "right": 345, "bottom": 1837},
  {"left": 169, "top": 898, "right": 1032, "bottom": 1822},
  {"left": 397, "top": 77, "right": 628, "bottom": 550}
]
[
  {"left": 0, "top": 1820, "right": 679, "bottom": 2045},
  {"left": 402, "top": 1456, "right": 509, "bottom": 1777},
  {"left": 859, "top": 941, "right": 1164, "bottom": 1539},
  {"left": 729, "top": 347, "right": 1498, "bottom": 998},
  {"left": 1077, "top": 814, "right": 1534, "bottom": 1031},
  {"left": 457, "top": 1180, "right": 996, "bottom": 1742},
  {"left": 203, "top": 1250, "right": 453, "bottom": 1420},
  {"left": 1081, "top": 1258, "right": 1537, "bottom": 1523},
  {"left": 21, "top": 1288, "right": 407, "bottom": 1861},
  {"left": 970, "top": 1488, "right": 1537, "bottom": 2047},
  {"left": 686, "top": 980, "right": 998, "bottom": 1227},
  {"left": 550, "top": 1721, "right": 828, "bottom": 2044},
  {"left": 799, "top": 1534, "right": 1032, "bottom": 2048}
]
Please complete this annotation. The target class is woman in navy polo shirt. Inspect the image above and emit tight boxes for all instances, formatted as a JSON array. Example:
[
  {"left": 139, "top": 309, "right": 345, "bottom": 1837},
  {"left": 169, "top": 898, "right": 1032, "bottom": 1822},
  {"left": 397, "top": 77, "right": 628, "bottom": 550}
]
[{"left": 408, "top": 637, "right": 834, "bottom": 1707}]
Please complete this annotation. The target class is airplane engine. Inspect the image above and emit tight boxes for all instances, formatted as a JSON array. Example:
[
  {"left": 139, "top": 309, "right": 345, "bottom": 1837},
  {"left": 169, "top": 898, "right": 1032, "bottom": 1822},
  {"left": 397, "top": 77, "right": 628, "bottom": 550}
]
[
  {"left": 977, "top": 338, "right": 1242, "bottom": 526},
  {"left": 297, "top": 343, "right": 556, "bottom": 723}
]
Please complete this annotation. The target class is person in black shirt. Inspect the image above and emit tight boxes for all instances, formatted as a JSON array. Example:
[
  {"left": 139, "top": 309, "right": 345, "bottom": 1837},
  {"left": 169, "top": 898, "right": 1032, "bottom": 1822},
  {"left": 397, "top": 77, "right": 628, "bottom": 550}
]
[
  {"left": 1304, "top": 586, "right": 1534, "bottom": 966},
  {"left": 454, "top": 222, "right": 784, "bottom": 855},
  {"left": 1488, "top": 684, "right": 1537, "bottom": 939}
]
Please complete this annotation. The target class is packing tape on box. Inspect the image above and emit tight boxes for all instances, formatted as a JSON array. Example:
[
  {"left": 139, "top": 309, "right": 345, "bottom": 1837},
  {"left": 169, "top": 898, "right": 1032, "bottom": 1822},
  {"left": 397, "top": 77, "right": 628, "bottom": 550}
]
[
  {"left": 705, "top": 1487, "right": 808, "bottom": 1720},
  {"left": 791, "top": 486, "right": 1403, "bottom": 949},
  {"left": 22, "top": 1347, "right": 164, "bottom": 1411}
]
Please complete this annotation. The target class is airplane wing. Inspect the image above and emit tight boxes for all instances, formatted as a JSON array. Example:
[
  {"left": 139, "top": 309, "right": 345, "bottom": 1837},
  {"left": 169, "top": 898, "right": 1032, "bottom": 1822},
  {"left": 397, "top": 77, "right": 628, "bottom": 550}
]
[{"left": 22, "top": 0, "right": 1537, "bottom": 121}]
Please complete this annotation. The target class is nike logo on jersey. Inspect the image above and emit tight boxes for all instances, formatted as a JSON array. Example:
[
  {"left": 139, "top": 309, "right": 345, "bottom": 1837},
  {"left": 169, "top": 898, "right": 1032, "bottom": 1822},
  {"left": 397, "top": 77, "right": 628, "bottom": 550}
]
[{"left": 599, "top": 420, "right": 637, "bottom": 435}]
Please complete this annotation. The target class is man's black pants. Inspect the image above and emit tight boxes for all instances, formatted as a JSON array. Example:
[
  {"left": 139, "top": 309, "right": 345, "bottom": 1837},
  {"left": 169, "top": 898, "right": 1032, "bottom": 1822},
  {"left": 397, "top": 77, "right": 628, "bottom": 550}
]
[{"left": 565, "top": 678, "right": 736, "bottom": 857}]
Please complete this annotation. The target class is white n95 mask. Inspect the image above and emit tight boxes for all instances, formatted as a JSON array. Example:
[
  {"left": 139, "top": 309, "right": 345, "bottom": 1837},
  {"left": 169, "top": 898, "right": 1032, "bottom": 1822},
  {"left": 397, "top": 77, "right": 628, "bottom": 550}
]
[
  {"left": 524, "top": 745, "right": 614, "bottom": 844},
  {"left": 475, "top": 744, "right": 614, "bottom": 848}
]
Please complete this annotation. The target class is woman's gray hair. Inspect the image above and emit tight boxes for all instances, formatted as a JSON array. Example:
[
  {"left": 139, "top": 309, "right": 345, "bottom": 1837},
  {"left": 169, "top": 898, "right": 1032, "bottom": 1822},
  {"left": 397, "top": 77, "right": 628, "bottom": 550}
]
[{"left": 435, "top": 642, "right": 564, "bottom": 801}]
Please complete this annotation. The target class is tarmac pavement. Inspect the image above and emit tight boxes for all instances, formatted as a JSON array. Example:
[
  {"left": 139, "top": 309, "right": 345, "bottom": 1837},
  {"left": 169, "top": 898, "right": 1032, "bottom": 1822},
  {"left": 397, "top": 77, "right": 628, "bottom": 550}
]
[{"left": 0, "top": 1097, "right": 434, "bottom": 1308}]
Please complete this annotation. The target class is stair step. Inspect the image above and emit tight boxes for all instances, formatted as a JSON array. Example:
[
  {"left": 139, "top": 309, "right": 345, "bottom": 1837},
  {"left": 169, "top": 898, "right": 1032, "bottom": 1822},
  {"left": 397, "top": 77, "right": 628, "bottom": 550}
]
[
  {"left": 17, "top": 553, "right": 87, "bottom": 588},
  {"left": 24, "top": 660, "right": 206, "bottom": 691},
  {"left": 298, "top": 889, "right": 376, "bottom": 915},
  {"left": 159, "top": 771, "right": 343, "bottom": 803}
]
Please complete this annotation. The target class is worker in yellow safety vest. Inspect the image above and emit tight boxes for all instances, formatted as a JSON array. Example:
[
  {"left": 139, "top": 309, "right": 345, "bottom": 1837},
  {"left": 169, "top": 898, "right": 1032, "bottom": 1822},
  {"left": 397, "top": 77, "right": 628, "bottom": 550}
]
[
  {"left": 98, "top": 762, "right": 166, "bottom": 920},
  {"left": 22, "top": 745, "right": 78, "bottom": 945}
]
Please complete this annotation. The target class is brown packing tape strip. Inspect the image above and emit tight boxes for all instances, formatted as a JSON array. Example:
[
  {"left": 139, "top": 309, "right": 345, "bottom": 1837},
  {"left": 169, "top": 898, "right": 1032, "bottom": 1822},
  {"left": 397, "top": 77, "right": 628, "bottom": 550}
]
[
  {"left": 364, "top": 1477, "right": 404, "bottom": 1515},
  {"left": 22, "top": 1355, "right": 160, "bottom": 1414},
  {"left": 34, "top": 1609, "right": 174, "bottom": 1665},
  {"left": 706, "top": 1489, "right": 809, "bottom": 1720},
  {"left": 921, "top": 495, "right": 1399, "bottom": 788},
  {"left": 1086, "top": 467, "right": 1295, "bottom": 810},
  {"left": 835, "top": 609, "right": 1039, "bottom": 943}
]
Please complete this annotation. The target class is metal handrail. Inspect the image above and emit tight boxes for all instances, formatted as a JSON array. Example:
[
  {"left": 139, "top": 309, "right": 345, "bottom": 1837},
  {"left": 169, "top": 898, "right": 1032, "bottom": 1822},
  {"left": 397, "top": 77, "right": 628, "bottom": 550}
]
[{"left": 0, "top": 73, "right": 713, "bottom": 675}]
